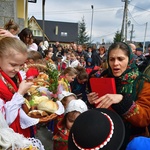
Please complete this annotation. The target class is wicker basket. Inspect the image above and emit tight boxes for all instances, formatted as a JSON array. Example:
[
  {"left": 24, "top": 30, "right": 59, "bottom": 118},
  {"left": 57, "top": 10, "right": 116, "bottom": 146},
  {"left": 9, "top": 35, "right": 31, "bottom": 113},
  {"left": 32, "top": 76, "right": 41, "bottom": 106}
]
[{"left": 25, "top": 63, "right": 59, "bottom": 121}]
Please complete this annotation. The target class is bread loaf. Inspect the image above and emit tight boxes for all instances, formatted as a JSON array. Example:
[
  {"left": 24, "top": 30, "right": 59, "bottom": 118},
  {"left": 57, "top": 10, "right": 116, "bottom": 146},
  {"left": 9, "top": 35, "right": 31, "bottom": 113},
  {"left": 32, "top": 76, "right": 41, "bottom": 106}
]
[
  {"left": 37, "top": 99, "right": 58, "bottom": 113},
  {"left": 27, "top": 85, "right": 39, "bottom": 95},
  {"left": 28, "top": 110, "right": 48, "bottom": 118}
]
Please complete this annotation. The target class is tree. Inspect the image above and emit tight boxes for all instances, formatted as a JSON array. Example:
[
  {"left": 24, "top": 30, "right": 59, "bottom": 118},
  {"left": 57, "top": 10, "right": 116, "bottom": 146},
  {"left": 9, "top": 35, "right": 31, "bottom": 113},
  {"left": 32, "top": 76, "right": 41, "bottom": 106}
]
[
  {"left": 78, "top": 17, "right": 90, "bottom": 45},
  {"left": 113, "top": 30, "right": 123, "bottom": 42}
]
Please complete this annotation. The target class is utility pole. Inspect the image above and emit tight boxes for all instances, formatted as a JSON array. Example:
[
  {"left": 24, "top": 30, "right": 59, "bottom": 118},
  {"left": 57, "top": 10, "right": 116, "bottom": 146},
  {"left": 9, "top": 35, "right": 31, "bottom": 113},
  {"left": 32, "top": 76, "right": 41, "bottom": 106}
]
[
  {"left": 90, "top": 5, "right": 94, "bottom": 44},
  {"left": 143, "top": 22, "right": 148, "bottom": 53},
  {"left": 130, "top": 24, "right": 134, "bottom": 42},
  {"left": 42, "top": 0, "right": 45, "bottom": 43},
  {"left": 124, "top": 0, "right": 128, "bottom": 42},
  {"left": 121, "top": 0, "right": 129, "bottom": 42},
  {"left": 120, "top": 3, "right": 125, "bottom": 41}
]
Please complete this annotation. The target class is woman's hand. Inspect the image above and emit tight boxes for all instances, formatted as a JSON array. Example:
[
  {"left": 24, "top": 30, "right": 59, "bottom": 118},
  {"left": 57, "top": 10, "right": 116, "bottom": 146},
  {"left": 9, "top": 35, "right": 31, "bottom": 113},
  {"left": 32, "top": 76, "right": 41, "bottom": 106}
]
[
  {"left": 95, "top": 94, "right": 123, "bottom": 108},
  {"left": 18, "top": 80, "right": 33, "bottom": 96},
  {"left": 87, "top": 92, "right": 99, "bottom": 104}
]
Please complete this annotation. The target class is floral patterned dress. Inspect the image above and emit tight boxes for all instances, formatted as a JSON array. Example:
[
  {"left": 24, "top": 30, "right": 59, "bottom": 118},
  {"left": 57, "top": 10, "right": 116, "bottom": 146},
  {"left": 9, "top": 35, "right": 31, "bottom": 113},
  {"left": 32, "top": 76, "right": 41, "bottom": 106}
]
[{"left": 53, "top": 119, "right": 69, "bottom": 150}]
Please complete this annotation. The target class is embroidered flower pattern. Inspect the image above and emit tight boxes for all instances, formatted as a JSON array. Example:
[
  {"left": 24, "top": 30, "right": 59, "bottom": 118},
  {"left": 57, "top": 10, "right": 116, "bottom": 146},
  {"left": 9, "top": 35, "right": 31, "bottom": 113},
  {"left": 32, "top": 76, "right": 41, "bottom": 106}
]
[
  {"left": 120, "top": 69, "right": 139, "bottom": 93},
  {"left": 124, "top": 102, "right": 139, "bottom": 119}
]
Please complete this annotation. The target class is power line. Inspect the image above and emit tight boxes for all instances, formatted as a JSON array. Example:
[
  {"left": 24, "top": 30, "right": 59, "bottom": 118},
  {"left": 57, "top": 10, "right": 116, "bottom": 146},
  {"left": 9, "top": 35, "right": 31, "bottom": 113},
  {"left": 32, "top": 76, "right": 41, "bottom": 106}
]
[
  {"left": 95, "top": 28, "right": 121, "bottom": 39},
  {"left": 29, "top": 6, "right": 122, "bottom": 15},
  {"left": 132, "top": 11, "right": 150, "bottom": 19},
  {"left": 129, "top": 3, "right": 150, "bottom": 13},
  {"left": 128, "top": 10, "right": 146, "bottom": 26}
]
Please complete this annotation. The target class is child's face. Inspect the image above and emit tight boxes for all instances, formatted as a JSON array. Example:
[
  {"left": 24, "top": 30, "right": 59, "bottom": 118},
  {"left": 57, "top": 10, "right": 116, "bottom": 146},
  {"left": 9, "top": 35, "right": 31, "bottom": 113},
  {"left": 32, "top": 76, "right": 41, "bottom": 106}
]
[
  {"left": 88, "top": 48, "right": 92, "bottom": 52},
  {"left": 66, "top": 55, "right": 71, "bottom": 60},
  {"left": 99, "top": 47, "right": 105, "bottom": 55},
  {"left": 87, "top": 62, "right": 91, "bottom": 66},
  {"left": 62, "top": 95, "right": 76, "bottom": 109},
  {"left": 70, "top": 54, "right": 76, "bottom": 61},
  {"left": 66, "top": 111, "right": 80, "bottom": 130},
  {"left": 80, "top": 57, "right": 85, "bottom": 62},
  {"left": 65, "top": 74, "right": 76, "bottom": 83},
  {"left": 26, "top": 58, "right": 34, "bottom": 64},
  {"left": 77, "top": 78, "right": 87, "bottom": 84},
  {"left": 47, "top": 52, "right": 53, "bottom": 58},
  {"left": 48, "top": 47, "right": 53, "bottom": 52},
  {"left": 57, "top": 58, "right": 62, "bottom": 62},
  {"left": 9, "top": 28, "right": 20, "bottom": 36},
  {"left": 0, "top": 50, "right": 27, "bottom": 77}
]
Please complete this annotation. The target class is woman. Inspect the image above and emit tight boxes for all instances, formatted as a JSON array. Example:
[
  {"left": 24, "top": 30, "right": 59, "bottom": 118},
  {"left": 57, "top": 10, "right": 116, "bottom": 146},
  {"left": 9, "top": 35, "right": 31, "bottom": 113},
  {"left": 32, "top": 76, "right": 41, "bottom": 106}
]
[
  {"left": 18, "top": 28, "right": 38, "bottom": 51},
  {"left": 88, "top": 42, "right": 150, "bottom": 149}
]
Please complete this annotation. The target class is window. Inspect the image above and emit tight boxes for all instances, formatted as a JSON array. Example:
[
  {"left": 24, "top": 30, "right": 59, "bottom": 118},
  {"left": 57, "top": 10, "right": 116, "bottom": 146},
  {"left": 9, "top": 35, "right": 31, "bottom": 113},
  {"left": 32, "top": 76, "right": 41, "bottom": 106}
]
[
  {"left": 33, "top": 30, "right": 36, "bottom": 35},
  {"left": 61, "top": 32, "right": 67, "bottom": 37},
  {"left": 37, "top": 30, "right": 40, "bottom": 36}
]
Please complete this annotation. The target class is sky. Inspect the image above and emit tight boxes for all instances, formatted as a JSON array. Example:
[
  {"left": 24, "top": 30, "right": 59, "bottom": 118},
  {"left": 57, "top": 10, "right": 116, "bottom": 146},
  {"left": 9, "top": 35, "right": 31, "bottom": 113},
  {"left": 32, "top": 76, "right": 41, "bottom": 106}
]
[{"left": 28, "top": 0, "right": 150, "bottom": 44}]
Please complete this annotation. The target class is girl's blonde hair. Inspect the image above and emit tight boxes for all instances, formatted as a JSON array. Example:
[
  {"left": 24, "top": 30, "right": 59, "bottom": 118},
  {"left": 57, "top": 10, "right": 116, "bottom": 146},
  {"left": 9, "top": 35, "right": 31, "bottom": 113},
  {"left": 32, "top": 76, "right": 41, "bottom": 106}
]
[
  {"left": 0, "top": 37, "right": 27, "bottom": 57},
  {"left": 27, "top": 50, "right": 43, "bottom": 62},
  {"left": 61, "top": 67, "right": 78, "bottom": 76}
]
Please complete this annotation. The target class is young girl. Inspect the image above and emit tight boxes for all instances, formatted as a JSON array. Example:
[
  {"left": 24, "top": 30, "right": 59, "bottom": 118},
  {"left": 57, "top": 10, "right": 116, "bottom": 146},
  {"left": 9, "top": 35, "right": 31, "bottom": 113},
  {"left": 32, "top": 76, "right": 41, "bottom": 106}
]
[
  {"left": 53, "top": 99, "right": 88, "bottom": 150},
  {"left": 44, "top": 50, "right": 54, "bottom": 64},
  {"left": 25, "top": 50, "right": 43, "bottom": 79},
  {"left": 4, "top": 19, "right": 20, "bottom": 37},
  {"left": 48, "top": 91, "right": 77, "bottom": 134},
  {"left": 70, "top": 52, "right": 81, "bottom": 68},
  {"left": 61, "top": 53, "right": 71, "bottom": 70},
  {"left": 58, "top": 67, "right": 77, "bottom": 92},
  {"left": 0, "top": 37, "right": 39, "bottom": 137}
]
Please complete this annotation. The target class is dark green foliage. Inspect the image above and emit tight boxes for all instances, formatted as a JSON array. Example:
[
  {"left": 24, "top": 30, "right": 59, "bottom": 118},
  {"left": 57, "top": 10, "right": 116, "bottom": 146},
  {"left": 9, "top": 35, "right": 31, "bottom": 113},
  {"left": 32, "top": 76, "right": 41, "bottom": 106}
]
[
  {"left": 113, "top": 30, "right": 124, "bottom": 42},
  {"left": 78, "top": 17, "right": 90, "bottom": 45}
]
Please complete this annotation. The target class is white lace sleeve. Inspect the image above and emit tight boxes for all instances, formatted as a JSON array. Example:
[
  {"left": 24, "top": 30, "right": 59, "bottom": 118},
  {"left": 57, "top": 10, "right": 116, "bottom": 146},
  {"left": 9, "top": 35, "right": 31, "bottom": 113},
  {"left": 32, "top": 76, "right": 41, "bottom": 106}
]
[
  {"left": 19, "top": 70, "right": 26, "bottom": 80},
  {"left": 20, "top": 109, "right": 39, "bottom": 129},
  {"left": 28, "top": 138, "right": 45, "bottom": 150},
  {"left": 0, "top": 112, "right": 43, "bottom": 150},
  {"left": 2, "top": 92, "right": 25, "bottom": 125}
]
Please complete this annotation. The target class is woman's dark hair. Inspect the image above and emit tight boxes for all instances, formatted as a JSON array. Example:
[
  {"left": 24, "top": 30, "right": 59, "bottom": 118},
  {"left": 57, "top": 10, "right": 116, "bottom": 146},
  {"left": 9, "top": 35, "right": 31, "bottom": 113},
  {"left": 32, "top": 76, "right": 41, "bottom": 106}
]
[
  {"left": 108, "top": 42, "right": 130, "bottom": 59},
  {"left": 44, "top": 50, "right": 51, "bottom": 56},
  {"left": 18, "top": 28, "right": 33, "bottom": 43}
]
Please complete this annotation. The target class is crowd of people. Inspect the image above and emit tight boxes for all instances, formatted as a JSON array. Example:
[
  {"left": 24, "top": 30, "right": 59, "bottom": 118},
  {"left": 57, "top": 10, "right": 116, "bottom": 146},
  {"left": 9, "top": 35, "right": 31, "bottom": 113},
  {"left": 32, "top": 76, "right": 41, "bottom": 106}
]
[{"left": 0, "top": 19, "right": 150, "bottom": 150}]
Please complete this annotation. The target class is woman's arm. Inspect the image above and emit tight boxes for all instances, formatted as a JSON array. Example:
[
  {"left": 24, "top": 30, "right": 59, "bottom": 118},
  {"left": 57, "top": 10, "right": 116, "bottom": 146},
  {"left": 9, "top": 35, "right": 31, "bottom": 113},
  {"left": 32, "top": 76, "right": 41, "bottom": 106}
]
[{"left": 123, "top": 81, "right": 150, "bottom": 127}]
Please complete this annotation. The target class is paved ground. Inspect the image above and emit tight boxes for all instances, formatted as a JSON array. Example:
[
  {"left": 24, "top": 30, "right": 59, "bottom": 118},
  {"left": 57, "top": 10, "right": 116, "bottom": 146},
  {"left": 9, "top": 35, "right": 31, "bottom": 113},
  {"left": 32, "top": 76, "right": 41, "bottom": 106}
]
[{"left": 35, "top": 125, "right": 53, "bottom": 150}]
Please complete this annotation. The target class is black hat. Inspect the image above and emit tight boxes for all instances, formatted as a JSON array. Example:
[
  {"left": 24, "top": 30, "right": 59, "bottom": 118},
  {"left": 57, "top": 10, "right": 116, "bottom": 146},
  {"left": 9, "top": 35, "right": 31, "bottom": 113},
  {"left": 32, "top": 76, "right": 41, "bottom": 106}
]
[
  {"left": 68, "top": 108, "right": 125, "bottom": 150},
  {"left": 56, "top": 53, "right": 63, "bottom": 59}
]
